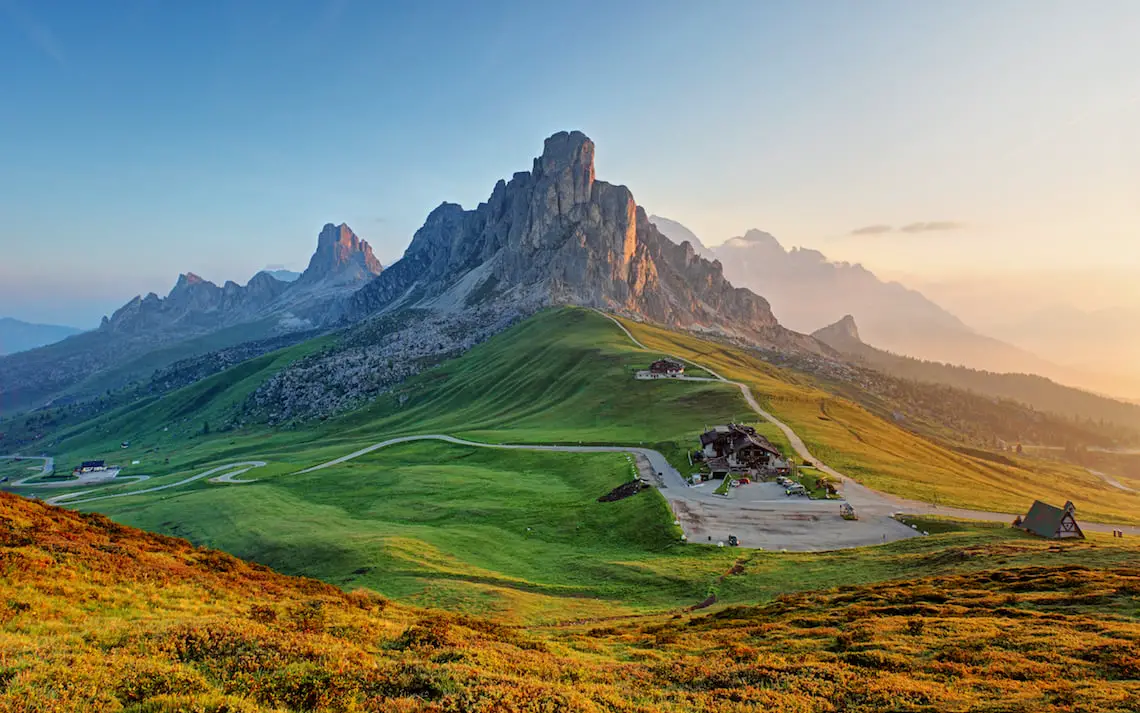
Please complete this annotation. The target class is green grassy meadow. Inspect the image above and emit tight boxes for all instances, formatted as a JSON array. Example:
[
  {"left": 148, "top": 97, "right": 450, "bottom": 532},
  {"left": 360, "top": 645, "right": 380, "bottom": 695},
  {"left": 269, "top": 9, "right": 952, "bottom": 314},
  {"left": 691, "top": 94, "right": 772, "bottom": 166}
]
[{"left": 11, "top": 307, "right": 1140, "bottom": 624}]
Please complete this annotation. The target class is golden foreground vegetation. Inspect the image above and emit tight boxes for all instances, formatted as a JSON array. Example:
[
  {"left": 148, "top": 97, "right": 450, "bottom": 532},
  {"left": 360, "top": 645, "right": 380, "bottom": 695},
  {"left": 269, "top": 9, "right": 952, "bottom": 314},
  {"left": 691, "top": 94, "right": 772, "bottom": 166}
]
[{"left": 2, "top": 492, "right": 1139, "bottom": 712}]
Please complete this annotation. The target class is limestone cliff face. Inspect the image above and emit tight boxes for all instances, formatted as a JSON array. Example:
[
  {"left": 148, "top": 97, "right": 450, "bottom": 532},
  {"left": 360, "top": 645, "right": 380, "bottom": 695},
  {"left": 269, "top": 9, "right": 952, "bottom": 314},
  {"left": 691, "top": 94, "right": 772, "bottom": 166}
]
[
  {"left": 103, "top": 271, "right": 292, "bottom": 334},
  {"left": 350, "top": 131, "right": 783, "bottom": 340},
  {"left": 298, "top": 223, "right": 383, "bottom": 287}
]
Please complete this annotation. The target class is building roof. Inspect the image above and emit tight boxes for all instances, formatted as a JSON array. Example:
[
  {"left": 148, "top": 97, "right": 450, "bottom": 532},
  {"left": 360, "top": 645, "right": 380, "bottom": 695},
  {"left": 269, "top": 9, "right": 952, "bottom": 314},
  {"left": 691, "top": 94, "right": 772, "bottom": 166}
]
[
  {"left": 733, "top": 432, "right": 780, "bottom": 457},
  {"left": 700, "top": 424, "right": 780, "bottom": 458},
  {"left": 649, "top": 358, "right": 684, "bottom": 372},
  {"left": 1020, "top": 500, "right": 1083, "bottom": 539}
]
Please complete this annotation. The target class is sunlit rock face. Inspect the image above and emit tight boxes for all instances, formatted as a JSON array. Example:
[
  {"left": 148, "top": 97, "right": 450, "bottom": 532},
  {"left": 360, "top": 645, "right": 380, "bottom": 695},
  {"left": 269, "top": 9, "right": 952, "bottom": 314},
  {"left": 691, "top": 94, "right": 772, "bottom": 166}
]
[
  {"left": 350, "top": 130, "right": 791, "bottom": 343},
  {"left": 298, "top": 223, "right": 382, "bottom": 287}
]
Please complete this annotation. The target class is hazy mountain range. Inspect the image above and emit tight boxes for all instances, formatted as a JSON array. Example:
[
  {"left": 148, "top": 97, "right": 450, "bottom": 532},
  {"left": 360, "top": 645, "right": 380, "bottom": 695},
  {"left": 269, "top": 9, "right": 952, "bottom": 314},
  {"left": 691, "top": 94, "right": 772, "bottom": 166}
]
[
  {"left": 0, "top": 318, "right": 81, "bottom": 356},
  {"left": 648, "top": 217, "right": 1135, "bottom": 399}
]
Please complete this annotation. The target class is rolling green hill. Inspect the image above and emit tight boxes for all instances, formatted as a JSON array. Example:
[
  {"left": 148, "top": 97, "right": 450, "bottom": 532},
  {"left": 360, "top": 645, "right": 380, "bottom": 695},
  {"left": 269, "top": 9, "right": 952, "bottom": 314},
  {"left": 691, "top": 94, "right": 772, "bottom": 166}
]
[{"left": 11, "top": 307, "right": 1140, "bottom": 626}]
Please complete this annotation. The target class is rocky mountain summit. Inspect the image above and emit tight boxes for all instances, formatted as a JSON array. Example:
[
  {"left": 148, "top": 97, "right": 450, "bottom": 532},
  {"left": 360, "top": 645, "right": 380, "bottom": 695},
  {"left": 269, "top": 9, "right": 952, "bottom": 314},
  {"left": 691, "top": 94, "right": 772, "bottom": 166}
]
[
  {"left": 104, "top": 223, "right": 380, "bottom": 337},
  {"left": 297, "top": 223, "right": 383, "bottom": 287},
  {"left": 349, "top": 131, "right": 806, "bottom": 346}
]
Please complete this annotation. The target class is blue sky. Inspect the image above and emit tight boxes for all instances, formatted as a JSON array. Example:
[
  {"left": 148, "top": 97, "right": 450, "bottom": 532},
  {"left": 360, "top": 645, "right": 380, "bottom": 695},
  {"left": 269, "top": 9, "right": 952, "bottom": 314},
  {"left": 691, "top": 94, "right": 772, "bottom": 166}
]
[{"left": 2, "top": 0, "right": 1139, "bottom": 327}]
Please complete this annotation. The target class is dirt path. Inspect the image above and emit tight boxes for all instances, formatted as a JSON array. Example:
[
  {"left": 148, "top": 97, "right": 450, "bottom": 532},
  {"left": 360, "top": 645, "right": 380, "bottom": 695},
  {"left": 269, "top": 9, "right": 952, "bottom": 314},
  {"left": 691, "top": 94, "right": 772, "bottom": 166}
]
[{"left": 1089, "top": 469, "right": 1137, "bottom": 493}]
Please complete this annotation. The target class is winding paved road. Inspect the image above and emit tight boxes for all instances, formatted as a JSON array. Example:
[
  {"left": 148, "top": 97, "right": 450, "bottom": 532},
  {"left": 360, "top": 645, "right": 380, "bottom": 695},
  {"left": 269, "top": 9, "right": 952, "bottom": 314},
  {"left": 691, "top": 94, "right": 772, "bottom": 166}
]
[
  {"left": 46, "top": 461, "right": 266, "bottom": 506},
  {"left": 2, "top": 455, "right": 54, "bottom": 486}
]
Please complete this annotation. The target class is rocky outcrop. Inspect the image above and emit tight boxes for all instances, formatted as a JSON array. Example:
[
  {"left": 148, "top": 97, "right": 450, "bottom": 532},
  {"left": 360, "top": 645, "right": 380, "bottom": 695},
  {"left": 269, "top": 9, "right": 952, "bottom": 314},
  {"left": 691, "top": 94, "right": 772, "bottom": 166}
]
[
  {"left": 102, "top": 271, "right": 291, "bottom": 334},
  {"left": 349, "top": 131, "right": 796, "bottom": 345},
  {"left": 813, "top": 315, "right": 862, "bottom": 348},
  {"left": 811, "top": 314, "right": 879, "bottom": 364},
  {"left": 297, "top": 223, "right": 382, "bottom": 287},
  {"left": 648, "top": 215, "right": 714, "bottom": 259}
]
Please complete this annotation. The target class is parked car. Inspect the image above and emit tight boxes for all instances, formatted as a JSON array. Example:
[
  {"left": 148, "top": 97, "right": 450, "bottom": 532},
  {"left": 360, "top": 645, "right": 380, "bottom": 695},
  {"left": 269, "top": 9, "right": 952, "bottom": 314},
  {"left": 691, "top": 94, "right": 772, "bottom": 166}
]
[{"left": 727, "top": 535, "right": 739, "bottom": 547}]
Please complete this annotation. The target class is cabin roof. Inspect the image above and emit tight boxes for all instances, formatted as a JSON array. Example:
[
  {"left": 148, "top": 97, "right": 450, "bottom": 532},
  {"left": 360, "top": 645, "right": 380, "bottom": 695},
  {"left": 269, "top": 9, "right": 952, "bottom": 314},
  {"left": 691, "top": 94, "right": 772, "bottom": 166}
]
[{"left": 1020, "top": 500, "right": 1082, "bottom": 538}]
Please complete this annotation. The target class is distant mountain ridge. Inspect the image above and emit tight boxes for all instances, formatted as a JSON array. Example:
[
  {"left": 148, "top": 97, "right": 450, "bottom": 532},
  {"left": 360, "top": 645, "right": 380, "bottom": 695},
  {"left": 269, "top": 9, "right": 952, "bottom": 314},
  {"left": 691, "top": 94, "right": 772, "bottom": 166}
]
[
  {"left": 0, "top": 223, "right": 381, "bottom": 415},
  {"left": 0, "top": 318, "right": 82, "bottom": 356},
  {"left": 258, "top": 268, "right": 301, "bottom": 283},
  {"left": 348, "top": 131, "right": 818, "bottom": 350},
  {"left": 812, "top": 315, "right": 1140, "bottom": 432},
  {"left": 649, "top": 217, "right": 1068, "bottom": 379}
]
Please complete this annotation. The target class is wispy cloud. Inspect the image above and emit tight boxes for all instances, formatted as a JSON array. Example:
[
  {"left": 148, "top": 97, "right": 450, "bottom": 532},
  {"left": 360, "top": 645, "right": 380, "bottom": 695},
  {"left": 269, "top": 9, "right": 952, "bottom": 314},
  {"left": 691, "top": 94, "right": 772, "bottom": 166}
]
[
  {"left": 849, "top": 224, "right": 893, "bottom": 236},
  {"left": 899, "top": 221, "right": 966, "bottom": 234},
  {"left": 848, "top": 221, "right": 966, "bottom": 236},
  {"left": 1, "top": 0, "right": 65, "bottom": 66}
]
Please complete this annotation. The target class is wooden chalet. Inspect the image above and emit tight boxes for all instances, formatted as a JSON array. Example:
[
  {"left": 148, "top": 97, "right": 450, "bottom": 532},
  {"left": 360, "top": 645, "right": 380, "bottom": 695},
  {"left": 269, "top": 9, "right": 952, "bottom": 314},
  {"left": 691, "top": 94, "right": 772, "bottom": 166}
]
[
  {"left": 1016, "top": 500, "right": 1084, "bottom": 539},
  {"left": 75, "top": 460, "right": 106, "bottom": 474},
  {"left": 700, "top": 424, "right": 782, "bottom": 470},
  {"left": 649, "top": 359, "right": 684, "bottom": 376}
]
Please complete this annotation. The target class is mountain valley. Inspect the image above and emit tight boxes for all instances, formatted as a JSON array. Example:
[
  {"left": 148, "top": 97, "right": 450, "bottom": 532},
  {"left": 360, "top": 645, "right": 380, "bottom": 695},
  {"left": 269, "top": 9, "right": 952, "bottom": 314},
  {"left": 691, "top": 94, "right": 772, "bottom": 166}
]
[{"left": 4, "top": 132, "right": 1140, "bottom": 713}]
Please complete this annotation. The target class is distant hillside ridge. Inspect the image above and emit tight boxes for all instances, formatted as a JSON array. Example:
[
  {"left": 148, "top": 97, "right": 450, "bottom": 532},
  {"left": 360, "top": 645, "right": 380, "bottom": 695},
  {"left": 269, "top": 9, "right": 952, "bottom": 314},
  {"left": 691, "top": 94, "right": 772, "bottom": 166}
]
[
  {"left": 813, "top": 314, "right": 1140, "bottom": 432},
  {"left": 0, "top": 317, "right": 81, "bottom": 356}
]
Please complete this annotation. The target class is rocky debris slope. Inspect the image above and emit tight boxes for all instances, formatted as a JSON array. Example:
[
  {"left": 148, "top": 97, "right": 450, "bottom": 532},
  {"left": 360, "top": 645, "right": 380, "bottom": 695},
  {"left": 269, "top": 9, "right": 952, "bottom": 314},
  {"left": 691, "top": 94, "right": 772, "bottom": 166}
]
[
  {"left": 237, "top": 305, "right": 526, "bottom": 426},
  {"left": 348, "top": 131, "right": 816, "bottom": 350}
]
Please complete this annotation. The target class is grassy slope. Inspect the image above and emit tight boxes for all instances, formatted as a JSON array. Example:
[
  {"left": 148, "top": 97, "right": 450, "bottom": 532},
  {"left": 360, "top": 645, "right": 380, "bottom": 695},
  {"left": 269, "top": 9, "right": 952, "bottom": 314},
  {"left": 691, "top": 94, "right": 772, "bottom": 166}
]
[
  {"left": 92, "top": 442, "right": 700, "bottom": 622},
  {"left": 14, "top": 307, "right": 1140, "bottom": 625},
  {"left": 40, "top": 308, "right": 763, "bottom": 481},
  {"left": 25, "top": 309, "right": 761, "bottom": 621},
  {"left": 4, "top": 492, "right": 1140, "bottom": 712},
  {"left": 620, "top": 316, "right": 1140, "bottom": 524}
]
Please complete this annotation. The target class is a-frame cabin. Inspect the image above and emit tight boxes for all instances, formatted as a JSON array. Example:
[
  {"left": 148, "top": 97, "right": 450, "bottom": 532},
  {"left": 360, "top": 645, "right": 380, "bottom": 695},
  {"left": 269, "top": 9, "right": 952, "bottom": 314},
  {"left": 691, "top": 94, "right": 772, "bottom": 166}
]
[{"left": 1017, "top": 500, "right": 1084, "bottom": 539}]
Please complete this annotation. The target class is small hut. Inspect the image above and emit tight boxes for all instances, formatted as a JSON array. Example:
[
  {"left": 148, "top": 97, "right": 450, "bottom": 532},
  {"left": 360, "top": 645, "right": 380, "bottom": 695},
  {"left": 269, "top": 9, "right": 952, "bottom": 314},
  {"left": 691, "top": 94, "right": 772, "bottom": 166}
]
[{"left": 1017, "top": 500, "right": 1084, "bottom": 539}]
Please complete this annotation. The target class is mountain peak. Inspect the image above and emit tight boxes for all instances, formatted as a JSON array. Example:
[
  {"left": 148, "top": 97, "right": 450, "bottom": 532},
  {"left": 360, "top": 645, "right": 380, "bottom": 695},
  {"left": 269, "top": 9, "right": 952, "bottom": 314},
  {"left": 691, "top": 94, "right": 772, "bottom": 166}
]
[
  {"left": 533, "top": 130, "right": 596, "bottom": 207},
  {"left": 812, "top": 314, "right": 864, "bottom": 347},
  {"left": 170, "top": 272, "right": 215, "bottom": 297},
  {"left": 300, "top": 223, "right": 383, "bottom": 286},
  {"left": 721, "top": 229, "right": 784, "bottom": 252},
  {"left": 538, "top": 130, "right": 594, "bottom": 173},
  {"left": 348, "top": 131, "right": 809, "bottom": 348},
  {"left": 834, "top": 314, "right": 861, "bottom": 340},
  {"left": 175, "top": 272, "right": 207, "bottom": 288}
]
